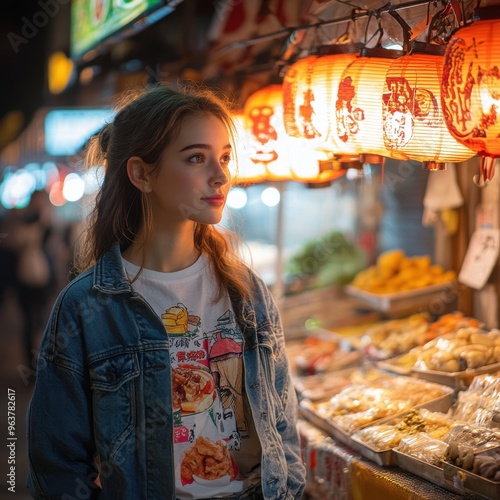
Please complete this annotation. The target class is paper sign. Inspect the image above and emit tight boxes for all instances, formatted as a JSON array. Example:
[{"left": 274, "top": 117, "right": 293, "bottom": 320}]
[
  {"left": 476, "top": 204, "right": 498, "bottom": 230},
  {"left": 459, "top": 229, "right": 500, "bottom": 289}
]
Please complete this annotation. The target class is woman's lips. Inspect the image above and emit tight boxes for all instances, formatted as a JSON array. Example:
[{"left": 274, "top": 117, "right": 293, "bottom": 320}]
[{"left": 201, "top": 195, "right": 225, "bottom": 207}]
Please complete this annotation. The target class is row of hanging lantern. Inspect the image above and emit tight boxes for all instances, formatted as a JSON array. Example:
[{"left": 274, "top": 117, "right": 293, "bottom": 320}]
[
  {"left": 231, "top": 6, "right": 499, "bottom": 186},
  {"left": 232, "top": 85, "right": 347, "bottom": 185}
]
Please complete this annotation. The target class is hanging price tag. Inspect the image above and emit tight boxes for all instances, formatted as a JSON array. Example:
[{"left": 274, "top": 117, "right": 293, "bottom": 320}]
[{"left": 458, "top": 229, "right": 500, "bottom": 289}]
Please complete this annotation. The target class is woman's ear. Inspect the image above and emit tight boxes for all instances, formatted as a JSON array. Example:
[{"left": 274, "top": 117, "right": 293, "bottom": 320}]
[{"left": 127, "top": 156, "right": 152, "bottom": 193}]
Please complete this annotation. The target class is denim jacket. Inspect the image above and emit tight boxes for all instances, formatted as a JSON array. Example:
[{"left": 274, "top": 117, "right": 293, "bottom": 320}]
[{"left": 27, "top": 243, "right": 306, "bottom": 500}]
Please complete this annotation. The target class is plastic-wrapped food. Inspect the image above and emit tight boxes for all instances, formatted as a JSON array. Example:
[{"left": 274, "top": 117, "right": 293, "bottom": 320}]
[
  {"left": 354, "top": 424, "right": 405, "bottom": 450},
  {"left": 451, "top": 373, "right": 500, "bottom": 427},
  {"left": 397, "top": 433, "right": 450, "bottom": 465},
  {"left": 352, "top": 409, "right": 455, "bottom": 451},
  {"left": 314, "top": 377, "right": 451, "bottom": 433},
  {"left": 412, "top": 328, "right": 500, "bottom": 372},
  {"left": 443, "top": 424, "right": 500, "bottom": 470},
  {"left": 295, "top": 367, "right": 391, "bottom": 402},
  {"left": 361, "top": 312, "right": 483, "bottom": 361},
  {"left": 360, "top": 313, "right": 430, "bottom": 359},
  {"left": 334, "top": 403, "right": 412, "bottom": 433},
  {"left": 471, "top": 449, "right": 500, "bottom": 481}
]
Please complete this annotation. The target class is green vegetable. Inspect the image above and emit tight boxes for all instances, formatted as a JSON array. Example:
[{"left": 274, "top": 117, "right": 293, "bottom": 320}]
[{"left": 286, "top": 231, "right": 366, "bottom": 289}]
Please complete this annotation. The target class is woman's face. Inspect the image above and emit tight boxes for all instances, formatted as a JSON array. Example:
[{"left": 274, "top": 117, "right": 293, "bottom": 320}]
[{"left": 147, "top": 113, "right": 232, "bottom": 227}]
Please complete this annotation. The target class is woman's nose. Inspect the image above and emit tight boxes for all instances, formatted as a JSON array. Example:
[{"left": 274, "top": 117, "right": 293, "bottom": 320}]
[{"left": 210, "top": 160, "right": 229, "bottom": 186}]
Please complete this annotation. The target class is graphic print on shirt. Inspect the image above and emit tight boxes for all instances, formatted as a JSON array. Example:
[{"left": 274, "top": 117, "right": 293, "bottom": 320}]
[{"left": 166, "top": 303, "right": 246, "bottom": 497}]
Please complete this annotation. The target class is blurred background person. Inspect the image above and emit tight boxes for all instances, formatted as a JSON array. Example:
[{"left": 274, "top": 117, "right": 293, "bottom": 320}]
[{"left": 12, "top": 190, "right": 57, "bottom": 368}]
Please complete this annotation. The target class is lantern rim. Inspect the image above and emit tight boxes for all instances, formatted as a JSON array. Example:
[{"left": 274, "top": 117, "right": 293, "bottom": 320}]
[
  {"left": 423, "top": 162, "right": 447, "bottom": 171},
  {"left": 360, "top": 154, "right": 385, "bottom": 165},
  {"left": 474, "top": 5, "right": 500, "bottom": 21},
  {"left": 409, "top": 41, "right": 445, "bottom": 56},
  {"left": 360, "top": 47, "right": 404, "bottom": 59},
  {"left": 316, "top": 43, "right": 362, "bottom": 56}
]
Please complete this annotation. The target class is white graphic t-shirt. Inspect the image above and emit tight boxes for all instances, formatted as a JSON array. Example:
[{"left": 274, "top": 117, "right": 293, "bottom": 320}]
[{"left": 123, "top": 255, "right": 262, "bottom": 499}]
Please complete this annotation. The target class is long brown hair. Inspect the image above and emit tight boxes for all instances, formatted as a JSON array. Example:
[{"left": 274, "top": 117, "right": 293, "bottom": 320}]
[{"left": 75, "top": 83, "right": 254, "bottom": 303}]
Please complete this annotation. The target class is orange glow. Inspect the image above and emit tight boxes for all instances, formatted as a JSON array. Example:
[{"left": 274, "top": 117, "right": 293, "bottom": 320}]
[
  {"left": 442, "top": 18, "right": 500, "bottom": 160},
  {"left": 283, "top": 51, "right": 358, "bottom": 156},
  {"left": 383, "top": 51, "right": 475, "bottom": 169},
  {"left": 230, "top": 112, "right": 267, "bottom": 185},
  {"left": 336, "top": 51, "right": 407, "bottom": 162},
  {"left": 242, "top": 85, "right": 345, "bottom": 183}
]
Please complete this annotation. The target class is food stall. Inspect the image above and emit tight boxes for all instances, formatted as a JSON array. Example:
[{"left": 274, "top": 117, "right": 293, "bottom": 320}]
[
  {"left": 287, "top": 306, "right": 500, "bottom": 499},
  {"left": 3, "top": 1, "right": 500, "bottom": 498}
]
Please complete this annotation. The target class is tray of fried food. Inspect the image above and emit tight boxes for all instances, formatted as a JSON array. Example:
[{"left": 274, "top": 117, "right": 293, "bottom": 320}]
[
  {"left": 361, "top": 311, "right": 481, "bottom": 364},
  {"left": 442, "top": 425, "right": 500, "bottom": 499},
  {"left": 349, "top": 408, "right": 455, "bottom": 466},
  {"left": 428, "top": 311, "right": 483, "bottom": 338},
  {"left": 298, "top": 369, "right": 399, "bottom": 446},
  {"left": 285, "top": 329, "right": 362, "bottom": 378},
  {"left": 346, "top": 250, "right": 457, "bottom": 317},
  {"left": 348, "top": 249, "right": 456, "bottom": 296},
  {"left": 379, "top": 327, "right": 500, "bottom": 388},
  {"left": 375, "top": 312, "right": 484, "bottom": 373},
  {"left": 294, "top": 371, "right": 354, "bottom": 403},
  {"left": 293, "top": 365, "right": 385, "bottom": 402},
  {"left": 357, "top": 312, "right": 430, "bottom": 362},
  {"left": 311, "top": 374, "right": 453, "bottom": 436}
]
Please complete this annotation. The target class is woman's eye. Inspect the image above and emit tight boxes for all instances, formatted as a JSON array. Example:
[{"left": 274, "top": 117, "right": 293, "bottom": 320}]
[
  {"left": 221, "top": 154, "right": 231, "bottom": 164},
  {"left": 189, "top": 154, "right": 205, "bottom": 164}
]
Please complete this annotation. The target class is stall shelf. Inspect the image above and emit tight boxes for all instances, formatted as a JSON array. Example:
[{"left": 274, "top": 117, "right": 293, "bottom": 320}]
[{"left": 298, "top": 419, "right": 477, "bottom": 500}]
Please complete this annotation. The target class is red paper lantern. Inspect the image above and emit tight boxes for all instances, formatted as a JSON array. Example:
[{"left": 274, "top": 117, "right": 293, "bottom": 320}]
[
  {"left": 282, "top": 47, "right": 359, "bottom": 157},
  {"left": 336, "top": 48, "right": 406, "bottom": 164},
  {"left": 230, "top": 112, "right": 267, "bottom": 185},
  {"left": 441, "top": 10, "right": 500, "bottom": 182},
  {"left": 383, "top": 46, "right": 475, "bottom": 170},
  {"left": 243, "top": 85, "right": 345, "bottom": 183}
]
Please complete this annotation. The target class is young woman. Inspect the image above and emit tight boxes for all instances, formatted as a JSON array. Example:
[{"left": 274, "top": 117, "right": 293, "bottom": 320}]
[{"left": 27, "top": 84, "right": 306, "bottom": 499}]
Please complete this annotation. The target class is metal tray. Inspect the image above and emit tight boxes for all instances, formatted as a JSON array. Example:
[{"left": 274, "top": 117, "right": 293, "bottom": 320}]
[
  {"left": 293, "top": 365, "right": 363, "bottom": 402},
  {"left": 376, "top": 355, "right": 416, "bottom": 376},
  {"left": 394, "top": 450, "right": 464, "bottom": 494},
  {"left": 414, "top": 384, "right": 455, "bottom": 413},
  {"left": 378, "top": 354, "right": 500, "bottom": 390},
  {"left": 443, "top": 462, "right": 500, "bottom": 500},
  {"left": 299, "top": 384, "right": 453, "bottom": 464},
  {"left": 347, "top": 395, "right": 454, "bottom": 467},
  {"left": 349, "top": 435, "right": 398, "bottom": 466},
  {"left": 412, "top": 363, "right": 500, "bottom": 390},
  {"left": 298, "top": 399, "right": 352, "bottom": 449},
  {"left": 345, "top": 282, "right": 457, "bottom": 317}
]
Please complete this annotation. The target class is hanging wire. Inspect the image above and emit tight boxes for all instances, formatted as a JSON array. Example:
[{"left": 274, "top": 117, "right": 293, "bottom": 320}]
[
  {"left": 211, "top": 0, "right": 478, "bottom": 62},
  {"left": 363, "top": 2, "right": 394, "bottom": 49},
  {"left": 425, "top": 0, "right": 466, "bottom": 44},
  {"left": 388, "top": 7, "right": 413, "bottom": 51}
]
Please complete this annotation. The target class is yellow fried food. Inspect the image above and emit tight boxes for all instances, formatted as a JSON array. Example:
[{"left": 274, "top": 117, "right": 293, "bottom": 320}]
[
  {"left": 350, "top": 249, "right": 456, "bottom": 294},
  {"left": 377, "top": 249, "right": 405, "bottom": 279}
]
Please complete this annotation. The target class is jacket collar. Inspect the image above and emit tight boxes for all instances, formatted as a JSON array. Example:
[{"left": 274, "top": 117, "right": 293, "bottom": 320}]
[
  {"left": 92, "top": 242, "right": 259, "bottom": 332},
  {"left": 93, "top": 242, "right": 133, "bottom": 294}
]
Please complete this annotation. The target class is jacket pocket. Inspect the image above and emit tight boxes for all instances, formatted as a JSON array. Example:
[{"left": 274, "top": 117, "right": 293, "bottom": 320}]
[{"left": 89, "top": 352, "right": 140, "bottom": 458}]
